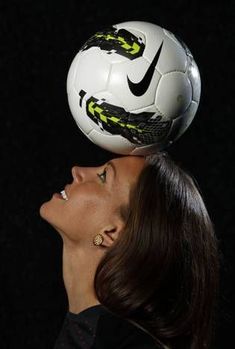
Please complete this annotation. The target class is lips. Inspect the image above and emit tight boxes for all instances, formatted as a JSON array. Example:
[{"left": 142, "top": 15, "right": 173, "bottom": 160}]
[
  {"left": 53, "top": 193, "right": 64, "bottom": 200},
  {"left": 53, "top": 184, "right": 71, "bottom": 201}
]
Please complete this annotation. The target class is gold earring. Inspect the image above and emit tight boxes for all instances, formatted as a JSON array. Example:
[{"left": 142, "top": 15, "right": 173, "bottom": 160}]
[{"left": 93, "top": 234, "right": 104, "bottom": 246}]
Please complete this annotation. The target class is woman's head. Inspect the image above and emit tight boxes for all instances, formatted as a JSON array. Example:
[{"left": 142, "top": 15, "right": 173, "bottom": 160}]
[
  {"left": 39, "top": 155, "right": 146, "bottom": 248},
  {"left": 93, "top": 151, "right": 220, "bottom": 349},
  {"left": 40, "top": 151, "right": 220, "bottom": 348}
]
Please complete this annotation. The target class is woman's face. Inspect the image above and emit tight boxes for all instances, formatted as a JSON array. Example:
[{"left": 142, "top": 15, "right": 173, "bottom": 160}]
[{"left": 39, "top": 155, "right": 146, "bottom": 246}]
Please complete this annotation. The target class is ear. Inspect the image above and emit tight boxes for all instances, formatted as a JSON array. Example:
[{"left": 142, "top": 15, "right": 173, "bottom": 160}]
[{"left": 98, "top": 220, "right": 125, "bottom": 248}]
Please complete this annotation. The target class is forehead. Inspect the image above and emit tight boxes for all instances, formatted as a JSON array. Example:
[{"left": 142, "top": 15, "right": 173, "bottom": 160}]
[
  {"left": 118, "top": 154, "right": 146, "bottom": 165},
  {"left": 107, "top": 156, "right": 146, "bottom": 207},
  {"left": 111, "top": 155, "right": 146, "bottom": 182}
]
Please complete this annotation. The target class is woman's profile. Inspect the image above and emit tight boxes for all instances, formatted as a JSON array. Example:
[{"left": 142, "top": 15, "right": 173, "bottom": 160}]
[{"left": 39, "top": 151, "right": 220, "bottom": 349}]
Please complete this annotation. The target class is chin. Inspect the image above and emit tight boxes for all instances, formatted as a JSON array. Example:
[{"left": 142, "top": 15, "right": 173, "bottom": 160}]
[
  {"left": 39, "top": 202, "right": 65, "bottom": 236},
  {"left": 39, "top": 200, "right": 53, "bottom": 223}
]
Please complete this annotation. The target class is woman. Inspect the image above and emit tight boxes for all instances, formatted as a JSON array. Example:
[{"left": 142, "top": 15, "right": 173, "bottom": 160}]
[{"left": 39, "top": 151, "right": 220, "bottom": 349}]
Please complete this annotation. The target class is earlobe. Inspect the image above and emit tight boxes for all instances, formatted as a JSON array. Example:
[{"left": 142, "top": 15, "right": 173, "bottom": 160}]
[{"left": 92, "top": 231, "right": 113, "bottom": 248}]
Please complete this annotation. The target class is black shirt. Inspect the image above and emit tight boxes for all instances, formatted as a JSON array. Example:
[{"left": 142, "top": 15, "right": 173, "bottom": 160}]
[{"left": 53, "top": 304, "right": 163, "bottom": 348}]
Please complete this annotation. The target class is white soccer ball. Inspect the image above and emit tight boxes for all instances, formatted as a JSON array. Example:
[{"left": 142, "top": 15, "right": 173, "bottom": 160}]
[{"left": 66, "top": 21, "right": 201, "bottom": 155}]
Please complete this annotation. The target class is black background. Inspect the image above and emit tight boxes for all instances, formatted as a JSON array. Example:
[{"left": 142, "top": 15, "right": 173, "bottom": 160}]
[{"left": 1, "top": 0, "right": 234, "bottom": 348}]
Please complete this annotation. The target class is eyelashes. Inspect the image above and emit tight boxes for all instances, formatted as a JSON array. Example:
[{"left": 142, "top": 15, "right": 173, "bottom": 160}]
[{"left": 97, "top": 167, "right": 107, "bottom": 183}]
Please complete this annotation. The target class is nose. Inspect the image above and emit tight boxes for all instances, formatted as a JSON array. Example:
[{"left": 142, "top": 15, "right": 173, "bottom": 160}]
[
  {"left": 71, "top": 166, "right": 83, "bottom": 183},
  {"left": 71, "top": 164, "right": 101, "bottom": 183}
]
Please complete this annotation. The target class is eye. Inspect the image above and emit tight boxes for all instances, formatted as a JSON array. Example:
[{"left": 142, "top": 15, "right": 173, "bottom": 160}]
[{"left": 97, "top": 168, "right": 107, "bottom": 183}]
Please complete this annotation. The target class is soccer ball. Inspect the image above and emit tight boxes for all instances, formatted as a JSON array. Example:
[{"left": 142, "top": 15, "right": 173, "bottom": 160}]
[{"left": 66, "top": 21, "right": 201, "bottom": 155}]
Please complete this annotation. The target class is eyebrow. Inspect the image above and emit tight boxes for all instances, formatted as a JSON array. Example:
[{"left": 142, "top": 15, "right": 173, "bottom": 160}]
[{"left": 107, "top": 160, "right": 116, "bottom": 180}]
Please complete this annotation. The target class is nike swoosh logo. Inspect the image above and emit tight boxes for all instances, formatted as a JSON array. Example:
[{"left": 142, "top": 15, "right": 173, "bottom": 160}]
[{"left": 127, "top": 40, "right": 164, "bottom": 97}]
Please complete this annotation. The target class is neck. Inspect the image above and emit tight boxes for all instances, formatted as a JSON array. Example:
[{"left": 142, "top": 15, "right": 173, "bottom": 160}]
[{"left": 62, "top": 241, "right": 101, "bottom": 314}]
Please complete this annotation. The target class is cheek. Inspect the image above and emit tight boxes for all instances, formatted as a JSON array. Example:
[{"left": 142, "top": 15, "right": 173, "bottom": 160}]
[
  {"left": 73, "top": 193, "right": 109, "bottom": 218},
  {"left": 64, "top": 191, "right": 115, "bottom": 236},
  {"left": 39, "top": 186, "right": 113, "bottom": 240},
  {"left": 60, "top": 191, "right": 110, "bottom": 234}
]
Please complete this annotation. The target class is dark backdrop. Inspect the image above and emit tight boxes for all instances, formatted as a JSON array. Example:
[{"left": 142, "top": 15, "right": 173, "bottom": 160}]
[{"left": 1, "top": 0, "right": 234, "bottom": 348}]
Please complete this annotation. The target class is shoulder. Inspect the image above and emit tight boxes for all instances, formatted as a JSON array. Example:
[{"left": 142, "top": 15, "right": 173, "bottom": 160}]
[
  {"left": 54, "top": 304, "right": 163, "bottom": 349},
  {"left": 92, "top": 305, "right": 162, "bottom": 349}
]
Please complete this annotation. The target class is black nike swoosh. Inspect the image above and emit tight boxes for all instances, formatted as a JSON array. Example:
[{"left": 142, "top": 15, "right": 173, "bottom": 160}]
[{"left": 127, "top": 40, "right": 164, "bottom": 97}]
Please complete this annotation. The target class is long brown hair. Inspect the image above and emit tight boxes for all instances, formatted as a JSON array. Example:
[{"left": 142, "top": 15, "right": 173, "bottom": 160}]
[{"left": 94, "top": 151, "right": 220, "bottom": 348}]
